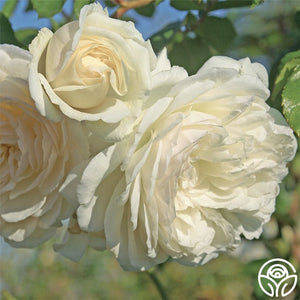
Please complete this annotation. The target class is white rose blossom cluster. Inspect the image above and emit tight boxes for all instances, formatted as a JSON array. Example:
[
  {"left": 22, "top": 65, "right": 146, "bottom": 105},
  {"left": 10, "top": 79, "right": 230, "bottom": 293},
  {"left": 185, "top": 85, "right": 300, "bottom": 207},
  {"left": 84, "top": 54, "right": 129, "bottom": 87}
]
[{"left": 0, "top": 3, "right": 297, "bottom": 271}]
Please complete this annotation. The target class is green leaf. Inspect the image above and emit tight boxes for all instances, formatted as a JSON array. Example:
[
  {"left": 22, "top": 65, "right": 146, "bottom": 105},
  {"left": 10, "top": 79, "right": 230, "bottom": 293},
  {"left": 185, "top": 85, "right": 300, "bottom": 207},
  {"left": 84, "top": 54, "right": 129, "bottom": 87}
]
[
  {"left": 296, "top": 11, "right": 300, "bottom": 29},
  {"left": 184, "top": 11, "right": 198, "bottom": 28},
  {"left": 171, "top": 0, "right": 253, "bottom": 12},
  {"left": 168, "top": 36, "right": 211, "bottom": 74},
  {"left": 271, "top": 50, "right": 300, "bottom": 101},
  {"left": 74, "top": 0, "right": 95, "bottom": 17},
  {"left": 282, "top": 65, "right": 300, "bottom": 136},
  {"left": 197, "top": 16, "right": 236, "bottom": 52},
  {"left": 2, "top": 0, "right": 18, "bottom": 18},
  {"left": 135, "top": 2, "right": 155, "bottom": 17},
  {"left": 0, "top": 13, "right": 22, "bottom": 46},
  {"left": 150, "top": 21, "right": 182, "bottom": 53},
  {"left": 155, "top": 0, "right": 164, "bottom": 6},
  {"left": 251, "top": 0, "right": 264, "bottom": 8},
  {"left": 30, "top": 0, "right": 67, "bottom": 18},
  {"left": 15, "top": 29, "right": 39, "bottom": 46},
  {"left": 209, "top": 0, "right": 252, "bottom": 11},
  {"left": 170, "top": 0, "right": 202, "bottom": 11}
]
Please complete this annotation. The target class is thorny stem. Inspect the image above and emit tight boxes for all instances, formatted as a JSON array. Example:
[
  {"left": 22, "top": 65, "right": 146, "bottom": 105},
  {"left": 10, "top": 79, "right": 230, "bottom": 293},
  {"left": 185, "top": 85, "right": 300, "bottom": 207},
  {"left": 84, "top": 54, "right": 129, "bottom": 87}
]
[{"left": 146, "top": 269, "right": 168, "bottom": 300}]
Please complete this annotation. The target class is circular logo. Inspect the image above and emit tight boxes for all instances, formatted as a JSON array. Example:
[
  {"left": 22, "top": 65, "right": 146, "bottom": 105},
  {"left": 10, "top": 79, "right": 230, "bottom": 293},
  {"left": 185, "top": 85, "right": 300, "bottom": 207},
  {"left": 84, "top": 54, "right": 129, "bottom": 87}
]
[{"left": 258, "top": 258, "right": 298, "bottom": 297}]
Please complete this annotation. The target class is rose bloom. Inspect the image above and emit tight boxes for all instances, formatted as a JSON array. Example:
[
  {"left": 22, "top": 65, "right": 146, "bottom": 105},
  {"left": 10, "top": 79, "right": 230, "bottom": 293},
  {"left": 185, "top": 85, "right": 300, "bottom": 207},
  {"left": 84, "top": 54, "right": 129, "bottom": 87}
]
[
  {"left": 57, "top": 56, "right": 297, "bottom": 271},
  {"left": 28, "top": 3, "right": 168, "bottom": 140},
  {"left": 0, "top": 45, "right": 89, "bottom": 247}
]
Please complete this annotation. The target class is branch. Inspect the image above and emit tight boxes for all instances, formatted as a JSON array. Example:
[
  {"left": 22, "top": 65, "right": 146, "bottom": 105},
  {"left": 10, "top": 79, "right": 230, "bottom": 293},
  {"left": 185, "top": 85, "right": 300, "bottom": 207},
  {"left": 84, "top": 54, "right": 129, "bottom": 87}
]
[
  {"left": 209, "top": 0, "right": 252, "bottom": 11},
  {"left": 112, "top": 7, "right": 130, "bottom": 18},
  {"left": 112, "top": 0, "right": 154, "bottom": 18},
  {"left": 116, "top": 0, "right": 154, "bottom": 9}
]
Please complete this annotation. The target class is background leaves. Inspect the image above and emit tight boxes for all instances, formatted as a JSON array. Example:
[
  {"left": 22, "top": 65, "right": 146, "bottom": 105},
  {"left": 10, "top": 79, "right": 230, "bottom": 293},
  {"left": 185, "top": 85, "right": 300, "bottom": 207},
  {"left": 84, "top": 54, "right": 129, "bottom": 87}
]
[
  {"left": 0, "top": 13, "right": 22, "bottom": 46},
  {"left": 271, "top": 50, "right": 300, "bottom": 136},
  {"left": 282, "top": 65, "right": 300, "bottom": 136},
  {"left": 74, "top": 0, "right": 95, "bottom": 17},
  {"left": 196, "top": 16, "right": 236, "bottom": 52},
  {"left": 0, "top": 1, "right": 299, "bottom": 299},
  {"left": 30, "top": 0, "right": 67, "bottom": 18},
  {"left": 1, "top": 0, "right": 18, "bottom": 18}
]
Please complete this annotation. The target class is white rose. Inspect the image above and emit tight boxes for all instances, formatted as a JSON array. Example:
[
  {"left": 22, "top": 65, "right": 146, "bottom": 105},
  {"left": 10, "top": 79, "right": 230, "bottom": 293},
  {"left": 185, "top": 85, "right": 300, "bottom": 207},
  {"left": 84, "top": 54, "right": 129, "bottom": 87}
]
[
  {"left": 0, "top": 45, "right": 89, "bottom": 247},
  {"left": 57, "top": 56, "right": 297, "bottom": 270},
  {"left": 28, "top": 3, "right": 169, "bottom": 139}
]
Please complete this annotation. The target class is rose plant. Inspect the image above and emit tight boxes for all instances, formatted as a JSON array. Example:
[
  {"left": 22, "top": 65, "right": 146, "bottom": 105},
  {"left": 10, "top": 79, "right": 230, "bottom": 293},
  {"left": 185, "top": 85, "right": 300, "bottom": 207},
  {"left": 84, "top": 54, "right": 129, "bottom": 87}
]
[
  {"left": 0, "top": 0, "right": 298, "bottom": 283},
  {"left": 1, "top": 1, "right": 299, "bottom": 299}
]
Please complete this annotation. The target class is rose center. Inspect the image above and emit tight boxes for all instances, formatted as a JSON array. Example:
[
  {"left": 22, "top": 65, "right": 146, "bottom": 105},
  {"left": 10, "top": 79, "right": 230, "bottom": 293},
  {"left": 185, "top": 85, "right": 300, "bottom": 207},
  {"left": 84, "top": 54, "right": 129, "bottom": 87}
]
[{"left": 50, "top": 37, "right": 128, "bottom": 110}]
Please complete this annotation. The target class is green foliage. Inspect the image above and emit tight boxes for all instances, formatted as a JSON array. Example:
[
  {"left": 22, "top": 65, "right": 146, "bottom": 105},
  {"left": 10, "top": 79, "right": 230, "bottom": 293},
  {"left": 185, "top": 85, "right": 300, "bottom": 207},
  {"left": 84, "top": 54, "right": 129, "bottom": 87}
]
[
  {"left": 168, "top": 35, "right": 210, "bottom": 74},
  {"left": 271, "top": 50, "right": 300, "bottom": 102},
  {"left": 243, "top": 259, "right": 266, "bottom": 276},
  {"left": 30, "top": 0, "right": 67, "bottom": 18},
  {"left": 196, "top": 16, "right": 236, "bottom": 52},
  {"left": 170, "top": 0, "right": 201, "bottom": 11},
  {"left": 104, "top": 0, "right": 117, "bottom": 8},
  {"left": 271, "top": 50, "right": 300, "bottom": 136},
  {"left": 251, "top": 0, "right": 264, "bottom": 8},
  {"left": 150, "top": 21, "right": 182, "bottom": 53},
  {"left": 150, "top": 14, "right": 236, "bottom": 73},
  {"left": 170, "top": 0, "right": 254, "bottom": 11},
  {"left": 2, "top": 0, "right": 18, "bottom": 18},
  {"left": 282, "top": 65, "right": 300, "bottom": 136},
  {"left": 0, "top": 13, "right": 22, "bottom": 47},
  {"left": 296, "top": 11, "right": 300, "bottom": 29},
  {"left": 1, "top": 290, "right": 18, "bottom": 300},
  {"left": 209, "top": 0, "right": 252, "bottom": 11},
  {"left": 15, "top": 29, "right": 39, "bottom": 46},
  {"left": 25, "top": 0, "right": 34, "bottom": 12},
  {"left": 74, "top": 0, "right": 95, "bottom": 17},
  {"left": 275, "top": 182, "right": 295, "bottom": 218},
  {"left": 135, "top": 2, "right": 155, "bottom": 17},
  {"left": 155, "top": 0, "right": 164, "bottom": 6},
  {"left": 0, "top": 245, "right": 256, "bottom": 300},
  {"left": 0, "top": 1, "right": 299, "bottom": 299}
]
